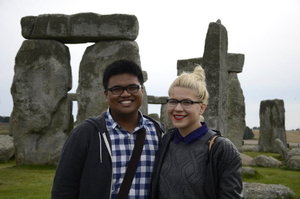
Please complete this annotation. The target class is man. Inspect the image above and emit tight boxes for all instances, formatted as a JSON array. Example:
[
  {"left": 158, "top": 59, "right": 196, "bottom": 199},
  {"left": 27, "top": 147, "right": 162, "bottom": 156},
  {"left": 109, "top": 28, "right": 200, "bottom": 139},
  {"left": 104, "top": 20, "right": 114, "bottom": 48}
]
[{"left": 52, "top": 60, "right": 165, "bottom": 199}]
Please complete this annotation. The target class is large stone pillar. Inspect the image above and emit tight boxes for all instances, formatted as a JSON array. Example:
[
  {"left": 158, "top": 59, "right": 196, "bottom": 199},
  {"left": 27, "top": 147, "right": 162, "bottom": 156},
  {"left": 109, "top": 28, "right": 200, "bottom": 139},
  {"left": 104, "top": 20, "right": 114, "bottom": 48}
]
[
  {"left": 259, "top": 99, "right": 287, "bottom": 152},
  {"left": 11, "top": 39, "right": 73, "bottom": 165},
  {"left": 202, "top": 20, "right": 229, "bottom": 137},
  {"left": 227, "top": 72, "right": 245, "bottom": 152},
  {"left": 76, "top": 40, "right": 145, "bottom": 124},
  {"left": 176, "top": 21, "right": 245, "bottom": 151}
]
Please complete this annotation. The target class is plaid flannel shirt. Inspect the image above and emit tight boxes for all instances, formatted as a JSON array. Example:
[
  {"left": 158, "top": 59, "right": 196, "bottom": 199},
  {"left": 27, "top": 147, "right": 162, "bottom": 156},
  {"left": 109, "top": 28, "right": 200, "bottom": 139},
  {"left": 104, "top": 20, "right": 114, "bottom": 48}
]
[{"left": 105, "top": 109, "right": 159, "bottom": 199}]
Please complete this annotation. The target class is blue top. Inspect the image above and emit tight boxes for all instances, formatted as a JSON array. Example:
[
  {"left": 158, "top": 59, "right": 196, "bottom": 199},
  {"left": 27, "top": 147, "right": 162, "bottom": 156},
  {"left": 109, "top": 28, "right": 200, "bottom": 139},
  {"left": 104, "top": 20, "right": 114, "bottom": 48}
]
[{"left": 174, "top": 122, "right": 209, "bottom": 144}]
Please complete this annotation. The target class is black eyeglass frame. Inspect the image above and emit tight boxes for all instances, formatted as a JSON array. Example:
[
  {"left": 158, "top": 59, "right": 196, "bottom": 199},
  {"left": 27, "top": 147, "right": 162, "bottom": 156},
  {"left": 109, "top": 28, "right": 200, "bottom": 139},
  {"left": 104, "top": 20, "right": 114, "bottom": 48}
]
[
  {"left": 166, "top": 99, "right": 203, "bottom": 107},
  {"left": 107, "top": 84, "right": 142, "bottom": 95}
]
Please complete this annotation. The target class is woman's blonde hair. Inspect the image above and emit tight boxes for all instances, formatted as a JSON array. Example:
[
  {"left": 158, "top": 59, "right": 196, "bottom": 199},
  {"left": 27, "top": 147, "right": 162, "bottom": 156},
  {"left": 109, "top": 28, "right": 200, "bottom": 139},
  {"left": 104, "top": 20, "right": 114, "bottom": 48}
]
[{"left": 168, "top": 65, "right": 209, "bottom": 104}]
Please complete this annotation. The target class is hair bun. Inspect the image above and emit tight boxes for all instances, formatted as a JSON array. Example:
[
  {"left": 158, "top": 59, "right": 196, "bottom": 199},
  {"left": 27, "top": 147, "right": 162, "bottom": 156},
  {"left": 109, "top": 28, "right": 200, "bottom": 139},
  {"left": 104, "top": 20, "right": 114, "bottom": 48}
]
[{"left": 193, "top": 65, "right": 206, "bottom": 82}]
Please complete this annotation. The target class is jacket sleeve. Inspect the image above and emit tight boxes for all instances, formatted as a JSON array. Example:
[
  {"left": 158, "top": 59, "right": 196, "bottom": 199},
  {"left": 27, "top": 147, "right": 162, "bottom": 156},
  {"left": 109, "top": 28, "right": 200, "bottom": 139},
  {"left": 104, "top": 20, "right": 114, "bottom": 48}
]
[
  {"left": 216, "top": 139, "right": 243, "bottom": 199},
  {"left": 51, "top": 124, "right": 90, "bottom": 199}
]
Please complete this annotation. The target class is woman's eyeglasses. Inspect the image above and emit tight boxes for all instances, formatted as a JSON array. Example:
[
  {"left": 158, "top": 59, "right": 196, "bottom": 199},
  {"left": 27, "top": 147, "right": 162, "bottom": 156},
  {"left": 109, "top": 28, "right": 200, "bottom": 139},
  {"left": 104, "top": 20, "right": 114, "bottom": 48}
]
[{"left": 166, "top": 99, "right": 202, "bottom": 108}]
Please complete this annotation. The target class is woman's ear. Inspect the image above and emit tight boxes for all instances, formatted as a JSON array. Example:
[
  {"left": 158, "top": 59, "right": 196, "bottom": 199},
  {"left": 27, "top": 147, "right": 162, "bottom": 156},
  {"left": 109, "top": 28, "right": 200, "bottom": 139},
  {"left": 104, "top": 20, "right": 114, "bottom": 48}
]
[{"left": 200, "top": 103, "right": 207, "bottom": 115}]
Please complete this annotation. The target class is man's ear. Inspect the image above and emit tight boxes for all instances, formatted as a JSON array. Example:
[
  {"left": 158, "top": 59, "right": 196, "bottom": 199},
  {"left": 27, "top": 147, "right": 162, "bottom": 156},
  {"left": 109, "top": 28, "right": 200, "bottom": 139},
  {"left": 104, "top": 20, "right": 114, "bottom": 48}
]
[{"left": 104, "top": 90, "right": 108, "bottom": 102}]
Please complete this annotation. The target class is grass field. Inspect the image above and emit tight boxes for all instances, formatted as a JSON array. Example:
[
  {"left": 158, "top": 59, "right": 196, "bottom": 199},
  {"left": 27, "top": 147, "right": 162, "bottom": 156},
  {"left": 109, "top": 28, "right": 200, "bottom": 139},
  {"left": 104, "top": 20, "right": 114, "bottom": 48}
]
[
  {"left": 252, "top": 129, "right": 300, "bottom": 143},
  {"left": 0, "top": 122, "right": 9, "bottom": 135},
  {"left": 1, "top": 123, "right": 299, "bottom": 198}
]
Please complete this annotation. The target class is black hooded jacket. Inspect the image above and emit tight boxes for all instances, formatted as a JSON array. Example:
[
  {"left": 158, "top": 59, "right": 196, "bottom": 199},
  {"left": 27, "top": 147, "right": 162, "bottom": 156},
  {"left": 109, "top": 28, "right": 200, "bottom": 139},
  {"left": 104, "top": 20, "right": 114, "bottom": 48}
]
[{"left": 52, "top": 111, "right": 165, "bottom": 199}]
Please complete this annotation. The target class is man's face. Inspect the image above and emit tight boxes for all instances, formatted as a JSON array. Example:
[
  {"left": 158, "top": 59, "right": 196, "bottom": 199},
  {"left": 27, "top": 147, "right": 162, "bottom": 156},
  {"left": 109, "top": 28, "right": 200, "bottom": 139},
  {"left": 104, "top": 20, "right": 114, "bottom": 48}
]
[{"left": 104, "top": 73, "right": 143, "bottom": 119}]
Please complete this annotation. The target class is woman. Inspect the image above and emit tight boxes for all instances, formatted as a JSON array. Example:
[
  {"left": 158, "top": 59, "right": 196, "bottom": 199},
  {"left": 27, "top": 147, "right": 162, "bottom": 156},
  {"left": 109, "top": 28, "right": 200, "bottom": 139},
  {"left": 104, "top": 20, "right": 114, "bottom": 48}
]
[{"left": 150, "top": 65, "right": 243, "bottom": 199}]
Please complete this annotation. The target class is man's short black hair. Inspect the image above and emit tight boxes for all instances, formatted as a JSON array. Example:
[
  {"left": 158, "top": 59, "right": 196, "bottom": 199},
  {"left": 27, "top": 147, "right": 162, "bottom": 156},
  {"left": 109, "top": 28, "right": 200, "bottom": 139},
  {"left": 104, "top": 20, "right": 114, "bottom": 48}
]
[{"left": 103, "top": 60, "right": 144, "bottom": 90}]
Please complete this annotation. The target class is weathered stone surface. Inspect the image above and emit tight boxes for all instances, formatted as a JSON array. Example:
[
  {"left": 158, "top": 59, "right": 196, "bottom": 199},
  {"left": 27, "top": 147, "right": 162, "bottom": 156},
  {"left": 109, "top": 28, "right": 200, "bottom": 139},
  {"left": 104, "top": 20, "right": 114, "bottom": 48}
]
[
  {"left": 177, "top": 57, "right": 202, "bottom": 75},
  {"left": 0, "top": 135, "right": 14, "bottom": 162},
  {"left": 68, "top": 93, "right": 77, "bottom": 101},
  {"left": 227, "top": 72, "right": 245, "bottom": 152},
  {"left": 11, "top": 39, "right": 73, "bottom": 165},
  {"left": 287, "top": 156, "right": 300, "bottom": 170},
  {"left": 202, "top": 21, "right": 228, "bottom": 137},
  {"left": 242, "top": 145, "right": 259, "bottom": 152},
  {"left": 240, "top": 153, "right": 253, "bottom": 166},
  {"left": 175, "top": 21, "right": 245, "bottom": 151},
  {"left": 76, "top": 40, "right": 144, "bottom": 124},
  {"left": 160, "top": 104, "right": 173, "bottom": 131},
  {"left": 259, "top": 99, "right": 286, "bottom": 152},
  {"left": 147, "top": 96, "right": 168, "bottom": 104},
  {"left": 148, "top": 113, "right": 159, "bottom": 121},
  {"left": 287, "top": 148, "right": 300, "bottom": 160},
  {"left": 243, "top": 126, "right": 254, "bottom": 139},
  {"left": 227, "top": 53, "right": 244, "bottom": 73},
  {"left": 243, "top": 182, "right": 297, "bottom": 199},
  {"left": 242, "top": 166, "right": 255, "bottom": 175},
  {"left": 21, "top": 13, "right": 139, "bottom": 43},
  {"left": 275, "top": 138, "right": 288, "bottom": 160},
  {"left": 251, "top": 155, "right": 282, "bottom": 167}
]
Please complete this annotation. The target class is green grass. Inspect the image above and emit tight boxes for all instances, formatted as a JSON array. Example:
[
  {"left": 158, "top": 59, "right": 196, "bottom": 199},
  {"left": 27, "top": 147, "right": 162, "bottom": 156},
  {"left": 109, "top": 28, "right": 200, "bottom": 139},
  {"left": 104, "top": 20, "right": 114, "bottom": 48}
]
[
  {"left": 243, "top": 151, "right": 300, "bottom": 198},
  {"left": 0, "top": 160, "right": 56, "bottom": 199},
  {"left": 1, "top": 152, "right": 300, "bottom": 198}
]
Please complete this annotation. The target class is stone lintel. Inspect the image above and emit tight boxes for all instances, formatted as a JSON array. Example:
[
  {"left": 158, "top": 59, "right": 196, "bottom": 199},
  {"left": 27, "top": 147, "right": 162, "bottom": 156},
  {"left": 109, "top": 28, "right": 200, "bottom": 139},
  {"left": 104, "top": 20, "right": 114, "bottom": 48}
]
[
  {"left": 147, "top": 95, "right": 168, "bottom": 104},
  {"left": 227, "top": 53, "right": 245, "bottom": 73},
  {"left": 21, "top": 13, "right": 139, "bottom": 43},
  {"left": 177, "top": 57, "right": 203, "bottom": 75}
]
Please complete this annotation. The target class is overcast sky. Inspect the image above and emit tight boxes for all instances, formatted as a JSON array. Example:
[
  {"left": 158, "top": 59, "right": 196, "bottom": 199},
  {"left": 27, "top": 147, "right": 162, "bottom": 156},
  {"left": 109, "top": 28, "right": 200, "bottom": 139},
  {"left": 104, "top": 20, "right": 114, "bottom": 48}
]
[{"left": 1, "top": 0, "right": 299, "bottom": 130}]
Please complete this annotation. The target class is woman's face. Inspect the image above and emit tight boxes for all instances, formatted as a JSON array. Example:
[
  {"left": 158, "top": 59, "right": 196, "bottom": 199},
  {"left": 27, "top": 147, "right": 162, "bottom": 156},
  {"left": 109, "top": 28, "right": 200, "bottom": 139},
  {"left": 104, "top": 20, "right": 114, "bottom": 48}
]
[{"left": 168, "top": 86, "right": 206, "bottom": 136}]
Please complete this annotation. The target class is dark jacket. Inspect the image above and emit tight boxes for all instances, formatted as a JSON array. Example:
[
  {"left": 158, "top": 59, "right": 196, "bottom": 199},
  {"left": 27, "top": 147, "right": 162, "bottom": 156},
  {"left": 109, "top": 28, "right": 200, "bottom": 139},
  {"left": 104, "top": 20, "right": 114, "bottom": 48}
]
[
  {"left": 150, "top": 128, "right": 243, "bottom": 199},
  {"left": 51, "top": 111, "right": 165, "bottom": 199}
]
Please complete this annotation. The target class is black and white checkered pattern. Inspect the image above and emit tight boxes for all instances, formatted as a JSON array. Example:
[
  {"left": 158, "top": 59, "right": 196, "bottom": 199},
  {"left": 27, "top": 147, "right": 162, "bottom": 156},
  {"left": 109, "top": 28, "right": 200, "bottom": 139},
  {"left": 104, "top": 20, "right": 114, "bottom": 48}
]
[{"left": 105, "top": 109, "right": 159, "bottom": 199}]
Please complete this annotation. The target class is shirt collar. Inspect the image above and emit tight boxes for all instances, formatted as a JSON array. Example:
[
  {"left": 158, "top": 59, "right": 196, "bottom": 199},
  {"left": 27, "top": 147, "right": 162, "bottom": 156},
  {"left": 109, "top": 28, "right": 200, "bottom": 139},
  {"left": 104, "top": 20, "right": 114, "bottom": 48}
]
[
  {"left": 106, "top": 108, "right": 145, "bottom": 132},
  {"left": 174, "top": 122, "right": 208, "bottom": 144}
]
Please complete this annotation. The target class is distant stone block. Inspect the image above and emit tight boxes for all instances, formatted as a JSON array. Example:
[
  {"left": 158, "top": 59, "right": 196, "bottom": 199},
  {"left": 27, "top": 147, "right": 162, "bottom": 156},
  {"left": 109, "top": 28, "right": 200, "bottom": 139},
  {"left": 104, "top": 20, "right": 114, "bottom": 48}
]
[
  {"left": 21, "top": 13, "right": 139, "bottom": 43},
  {"left": 177, "top": 58, "right": 202, "bottom": 75},
  {"left": 259, "top": 99, "right": 286, "bottom": 152},
  {"left": 227, "top": 53, "right": 245, "bottom": 73}
]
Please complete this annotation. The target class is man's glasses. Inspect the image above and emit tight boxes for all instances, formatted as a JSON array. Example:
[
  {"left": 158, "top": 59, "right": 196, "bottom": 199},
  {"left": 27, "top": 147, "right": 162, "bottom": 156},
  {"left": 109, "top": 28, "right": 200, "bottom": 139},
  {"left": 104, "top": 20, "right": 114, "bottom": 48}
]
[
  {"left": 166, "top": 99, "right": 202, "bottom": 108},
  {"left": 107, "top": 84, "right": 142, "bottom": 95}
]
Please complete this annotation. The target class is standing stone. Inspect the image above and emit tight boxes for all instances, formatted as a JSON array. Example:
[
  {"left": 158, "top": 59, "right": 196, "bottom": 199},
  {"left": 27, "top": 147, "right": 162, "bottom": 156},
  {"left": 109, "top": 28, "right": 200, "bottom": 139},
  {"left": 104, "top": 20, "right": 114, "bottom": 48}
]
[
  {"left": 76, "top": 40, "right": 145, "bottom": 124},
  {"left": 160, "top": 104, "right": 174, "bottom": 131},
  {"left": 227, "top": 72, "right": 245, "bottom": 151},
  {"left": 202, "top": 21, "right": 228, "bottom": 137},
  {"left": 259, "top": 99, "right": 286, "bottom": 152},
  {"left": 11, "top": 39, "right": 73, "bottom": 165},
  {"left": 243, "top": 126, "right": 254, "bottom": 140},
  {"left": 176, "top": 21, "right": 245, "bottom": 151}
]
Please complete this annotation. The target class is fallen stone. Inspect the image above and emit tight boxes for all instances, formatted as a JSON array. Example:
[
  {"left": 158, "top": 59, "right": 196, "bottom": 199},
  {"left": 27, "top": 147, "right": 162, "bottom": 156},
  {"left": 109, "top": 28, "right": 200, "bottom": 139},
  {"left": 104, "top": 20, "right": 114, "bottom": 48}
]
[
  {"left": 287, "top": 148, "right": 300, "bottom": 160},
  {"left": 251, "top": 155, "right": 282, "bottom": 167},
  {"left": 287, "top": 156, "right": 300, "bottom": 170},
  {"left": 243, "top": 182, "right": 297, "bottom": 199},
  {"left": 240, "top": 153, "right": 253, "bottom": 166},
  {"left": 0, "top": 135, "right": 14, "bottom": 162},
  {"left": 242, "top": 166, "right": 255, "bottom": 175}
]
